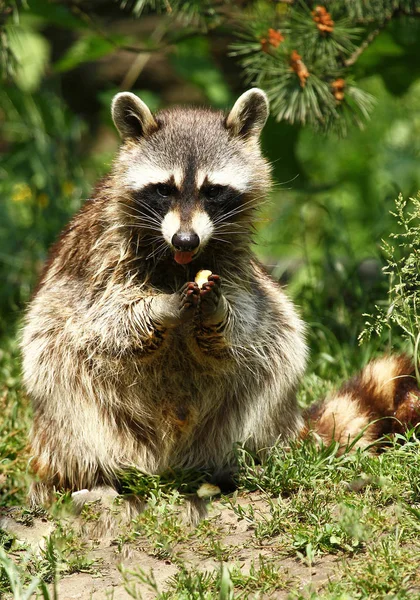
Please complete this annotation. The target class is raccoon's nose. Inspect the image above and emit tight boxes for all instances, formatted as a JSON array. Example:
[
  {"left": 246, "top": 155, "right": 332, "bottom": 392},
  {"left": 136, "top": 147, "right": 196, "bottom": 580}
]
[{"left": 172, "top": 232, "right": 200, "bottom": 251}]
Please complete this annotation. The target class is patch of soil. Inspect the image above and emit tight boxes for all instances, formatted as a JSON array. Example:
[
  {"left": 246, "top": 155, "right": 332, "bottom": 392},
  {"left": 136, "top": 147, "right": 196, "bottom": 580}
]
[{"left": 0, "top": 492, "right": 340, "bottom": 599}]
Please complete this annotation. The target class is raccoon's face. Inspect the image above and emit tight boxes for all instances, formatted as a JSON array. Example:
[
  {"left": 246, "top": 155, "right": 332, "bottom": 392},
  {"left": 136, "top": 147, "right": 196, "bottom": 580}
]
[{"left": 111, "top": 89, "right": 271, "bottom": 265}]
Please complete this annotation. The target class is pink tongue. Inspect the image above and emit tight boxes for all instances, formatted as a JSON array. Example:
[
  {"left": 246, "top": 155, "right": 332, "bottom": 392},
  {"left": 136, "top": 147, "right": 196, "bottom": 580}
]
[{"left": 174, "top": 251, "right": 194, "bottom": 265}]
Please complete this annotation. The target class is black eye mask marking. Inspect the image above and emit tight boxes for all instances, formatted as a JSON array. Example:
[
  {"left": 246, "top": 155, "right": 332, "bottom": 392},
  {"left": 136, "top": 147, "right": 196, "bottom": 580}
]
[
  {"left": 201, "top": 185, "right": 224, "bottom": 200},
  {"left": 130, "top": 182, "right": 246, "bottom": 225},
  {"left": 156, "top": 183, "right": 176, "bottom": 198},
  {"left": 132, "top": 183, "right": 177, "bottom": 217},
  {"left": 201, "top": 185, "right": 245, "bottom": 220}
]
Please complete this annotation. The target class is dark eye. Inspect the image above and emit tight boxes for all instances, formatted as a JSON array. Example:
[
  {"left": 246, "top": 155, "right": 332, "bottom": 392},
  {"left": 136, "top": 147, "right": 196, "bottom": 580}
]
[
  {"left": 156, "top": 184, "right": 173, "bottom": 197},
  {"left": 203, "top": 185, "right": 224, "bottom": 200}
]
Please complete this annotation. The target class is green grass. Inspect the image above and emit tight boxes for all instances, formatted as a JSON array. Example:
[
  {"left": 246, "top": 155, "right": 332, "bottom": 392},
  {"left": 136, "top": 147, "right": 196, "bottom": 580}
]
[
  {"left": 1, "top": 197, "right": 420, "bottom": 598},
  {"left": 1, "top": 330, "right": 420, "bottom": 599},
  {"left": 115, "top": 432, "right": 420, "bottom": 598},
  {"left": 0, "top": 335, "right": 31, "bottom": 509}
]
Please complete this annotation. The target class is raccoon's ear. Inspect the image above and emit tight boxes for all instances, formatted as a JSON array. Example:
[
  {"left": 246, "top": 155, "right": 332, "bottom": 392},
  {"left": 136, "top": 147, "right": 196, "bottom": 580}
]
[
  {"left": 111, "top": 92, "right": 158, "bottom": 140},
  {"left": 225, "top": 88, "right": 269, "bottom": 139}
]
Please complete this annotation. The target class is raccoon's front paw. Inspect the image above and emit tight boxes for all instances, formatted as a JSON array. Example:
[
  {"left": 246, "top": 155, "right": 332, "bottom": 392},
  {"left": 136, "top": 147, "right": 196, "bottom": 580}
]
[
  {"left": 199, "top": 274, "right": 225, "bottom": 323},
  {"left": 179, "top": 281, "right": 200, "bottom": 323}
]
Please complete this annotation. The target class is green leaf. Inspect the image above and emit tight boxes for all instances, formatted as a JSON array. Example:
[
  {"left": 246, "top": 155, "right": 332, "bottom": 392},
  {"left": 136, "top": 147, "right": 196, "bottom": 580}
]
[
  {"left": 219, "top": 564, "right": 234, "bottom": 600},
  {"left": 330, "top": 534, "right": 342, "bottom": 545},
  {"left": 54, "top": 34, "right": 127, "bottom": 73},
  {"left": 27, "top": 0, "right": 89, "bottom": 30},
  {"left": 6, "top": 25, "right": 50, "bottom": 92}
]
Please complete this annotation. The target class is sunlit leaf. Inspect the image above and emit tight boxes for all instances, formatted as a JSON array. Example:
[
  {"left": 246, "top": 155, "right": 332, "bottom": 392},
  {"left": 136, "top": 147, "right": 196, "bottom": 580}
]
[{"left": 6, "top": 25, "right": 49, "bottom": 92}]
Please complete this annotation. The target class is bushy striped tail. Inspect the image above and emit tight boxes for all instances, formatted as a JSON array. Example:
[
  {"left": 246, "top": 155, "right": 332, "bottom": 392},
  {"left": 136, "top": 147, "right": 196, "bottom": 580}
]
[{"left": 303, "top": 356, "right": 420, "bottom": 451}]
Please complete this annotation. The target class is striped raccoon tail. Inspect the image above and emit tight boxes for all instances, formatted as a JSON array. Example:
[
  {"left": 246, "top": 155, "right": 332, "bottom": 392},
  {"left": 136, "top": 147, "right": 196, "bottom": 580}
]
[{"left": 303, "top": 355, "right": 420, "bottom": 451}]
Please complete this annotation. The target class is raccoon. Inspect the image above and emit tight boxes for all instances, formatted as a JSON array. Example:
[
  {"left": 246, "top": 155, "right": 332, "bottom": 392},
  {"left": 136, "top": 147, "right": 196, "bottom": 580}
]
[{"left": 22, "top": 88, "right": 420, "bottom": 508}]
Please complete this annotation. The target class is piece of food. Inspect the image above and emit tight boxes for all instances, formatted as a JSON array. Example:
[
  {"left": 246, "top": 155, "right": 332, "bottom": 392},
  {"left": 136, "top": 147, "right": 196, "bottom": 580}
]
[
  {"left": 195, "top": 269, "right": 212, "bottom": 288},
  {"left": 196, "top": 483, "right": 221, "bottom": 498}
]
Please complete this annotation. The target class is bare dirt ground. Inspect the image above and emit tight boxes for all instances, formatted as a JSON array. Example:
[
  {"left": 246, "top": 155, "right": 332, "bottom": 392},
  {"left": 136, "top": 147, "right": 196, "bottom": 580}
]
[{"left": 0, "top": 491, "right": 340, "bottom": 599}]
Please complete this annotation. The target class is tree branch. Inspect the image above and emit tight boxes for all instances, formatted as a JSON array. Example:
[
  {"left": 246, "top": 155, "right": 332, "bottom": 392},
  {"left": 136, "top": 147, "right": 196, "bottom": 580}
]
[
  {"left": 68, "top": 2, "right": 224, "bottom": 55},
  {"left": 344, "top": 7, "right": 420, "bottom": 68},
  {"left": 344, "top": 19, "right": 392, "bottom": 67}
]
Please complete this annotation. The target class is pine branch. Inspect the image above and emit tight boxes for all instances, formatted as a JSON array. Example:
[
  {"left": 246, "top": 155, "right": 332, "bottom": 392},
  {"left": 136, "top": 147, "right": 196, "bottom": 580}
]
[
  {"left": 344, "top": 25, "right": 387, "bottom": 67},
  {"left": 342, "top": 6, "right": 419, "bottom": 67},
  {"left": 65, "top": 0, "right": 227, "bottom": 52},
  {"left": 3, "top": 0, "right": 420, "bottom": 135}
]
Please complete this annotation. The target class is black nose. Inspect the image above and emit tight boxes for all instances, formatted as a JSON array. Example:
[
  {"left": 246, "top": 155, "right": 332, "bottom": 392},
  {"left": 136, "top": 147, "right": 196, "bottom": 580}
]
[{"left": 172, "top": 232, "right": 200, "bottom": 251}]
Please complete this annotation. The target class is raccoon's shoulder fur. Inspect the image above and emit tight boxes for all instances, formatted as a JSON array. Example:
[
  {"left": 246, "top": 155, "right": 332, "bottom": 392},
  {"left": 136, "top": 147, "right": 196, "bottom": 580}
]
[{"left": 21, "top": 88, "right": 420, "bottom": 511}]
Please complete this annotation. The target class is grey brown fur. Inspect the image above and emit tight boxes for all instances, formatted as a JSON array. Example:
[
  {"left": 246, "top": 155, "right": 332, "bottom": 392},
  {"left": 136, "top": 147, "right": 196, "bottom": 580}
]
[
  {"left": 22, "top": 89, "right": 419, "bottom": 509},
  {"left": 22, "top": 89, "right": 307, "bottom": 504}
]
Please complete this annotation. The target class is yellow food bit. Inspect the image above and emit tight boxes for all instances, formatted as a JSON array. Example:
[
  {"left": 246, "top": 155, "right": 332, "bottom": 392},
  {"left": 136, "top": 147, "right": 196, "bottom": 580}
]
[
  {"left": 196, "top": 483, "right": 221, "bottom": 498},
  {"left": 195, "top": 269, "right": 212, "bottom": 288}
]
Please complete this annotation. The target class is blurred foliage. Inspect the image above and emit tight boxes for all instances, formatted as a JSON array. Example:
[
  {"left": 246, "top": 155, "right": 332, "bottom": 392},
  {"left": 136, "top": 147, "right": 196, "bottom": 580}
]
[
  {"left": 0, "top": 0, "right": 419, "bottom": 371},
  {"left": 3, "top": 2, "right": 420, "bottom": 131},
  {"left": 0, "top": 88, "right": 87, "bottom": 327}
]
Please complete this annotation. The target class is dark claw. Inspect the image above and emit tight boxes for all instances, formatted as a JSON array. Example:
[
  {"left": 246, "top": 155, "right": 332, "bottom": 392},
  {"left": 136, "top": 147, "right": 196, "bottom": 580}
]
[
  {"left": 181, "top": 292, "right": 199, "bottom": 309},
  {"left": 200, "top": 274, "right": 222, "bottom": 317},
  {"left": 200, "top": 281, "right": 215, "bottom": 294},
  {"left": 179, "top": 282, "right": 200, "bottom": 322},
  {"left": 180, "top": 282, "right": 199, "bottom": 293}
]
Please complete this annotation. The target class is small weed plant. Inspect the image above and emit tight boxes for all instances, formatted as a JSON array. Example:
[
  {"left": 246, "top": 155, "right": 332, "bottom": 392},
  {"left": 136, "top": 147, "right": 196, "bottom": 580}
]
[{"left": 360, "top": 192, "right": 420, "bottom": 381}]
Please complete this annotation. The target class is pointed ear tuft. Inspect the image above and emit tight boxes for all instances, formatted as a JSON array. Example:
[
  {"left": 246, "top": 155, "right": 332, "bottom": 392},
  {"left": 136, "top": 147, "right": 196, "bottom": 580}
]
[
  {"left": 225, "top": 88, "right": 269, "bottom": 139},
  {"left": 111, "top": 92, "right": 158, "bottom": 141}
]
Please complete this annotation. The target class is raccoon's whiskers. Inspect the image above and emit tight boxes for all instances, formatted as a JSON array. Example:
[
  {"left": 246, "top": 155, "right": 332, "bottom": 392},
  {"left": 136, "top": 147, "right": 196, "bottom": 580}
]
[
  {"left": 214, "top": 222, "right": 249, "bottom": 232},
  {"left": 213, "top": 232, "right": 243, "bottom": 238},
  {"left": 119, "top": 207, "right": 162, "bottom": 227},
  {"left": 213, "top": 224, "right": 250, "bottom": 235},
  {"left": 212, "top": 198, "right": 259, "bottom": 225},
  {"left": 119, "top": 201, "right": 158, "bottom": 218},
  {"left": 133, "top": 199, "right": 165, "bottom": 223},
  {"left": 119, "top": 202, "right": 163, "bottom": 226},
  {"left": 131, "top": 225, "right": 162, "bottom": 234},
  {"left": 111, "top": 222, "right": 161, "bottom": 234},
  {"left": 211, "top": 237, "right": 233, "bottom": 245},
  {"left": 146, "top": 240, "right": 168, "bottom": 261}
]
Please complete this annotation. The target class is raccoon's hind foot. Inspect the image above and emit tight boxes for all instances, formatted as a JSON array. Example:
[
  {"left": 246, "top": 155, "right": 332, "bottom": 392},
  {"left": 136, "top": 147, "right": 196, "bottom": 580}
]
[
  {"left": 73, "top": 487, "right": 208, "bottom": 529},
  {"left": 71, "top": 486, "right": 119, "bottom": 514},
  {"left": 71, "top": 487, "right": 146, "bottom": 538},
  {"left": 28, "top": 480, "right": 55, "bottom": 508}
]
